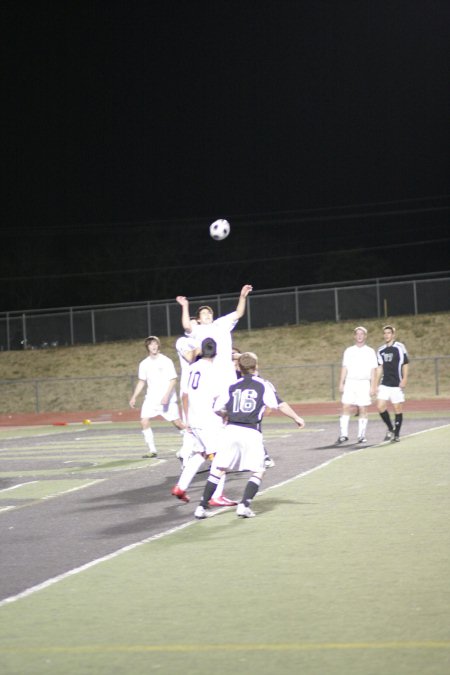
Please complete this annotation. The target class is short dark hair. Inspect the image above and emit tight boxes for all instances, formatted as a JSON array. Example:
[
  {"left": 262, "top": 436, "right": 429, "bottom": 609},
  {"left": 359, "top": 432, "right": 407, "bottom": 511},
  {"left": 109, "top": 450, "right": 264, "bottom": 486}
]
[
  {"left": 383, "top": 325, "right": 395, "bottom": 333},
  {"left": 201, "top": 337, "right": 217, "bottom": 358}
]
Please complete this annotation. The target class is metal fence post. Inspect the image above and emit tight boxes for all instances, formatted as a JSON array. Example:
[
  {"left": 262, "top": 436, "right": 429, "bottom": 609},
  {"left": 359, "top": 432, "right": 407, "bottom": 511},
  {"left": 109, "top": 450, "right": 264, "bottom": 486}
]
[
  {"left": 413, "top": 280, "right": 418, "bottom": 315},
  {"left": 22, "top": 313, "right": 27, "bottom": 349},
  {"left": 246, "top": 296, "right": 252, "bottom": 331},
  {"left": 6, "top": 312, "right": 10, "bottom": 350},
  {"left": 35, "top": 380, "right": 40, "bottom": 413},
  {"left": 69, "top": 307, "right": 74, "bottom": 345},
  {"left": 147, "top": 301, "right": 151, "bottom": 336},
  {"left": 166, "top": 302, "right": 171, "bottom": 337},
  {"left": 91, "top": 310, "right": 96, "bottom": 345},
  {"left": 376, "top": 278, "right": 381, "bottom": 318},
  {"left": 331, "top": 363, "right": 336, "bottom": 400},
  {"left": 334, "top": 289, "right": 339, "bottom": 322}
]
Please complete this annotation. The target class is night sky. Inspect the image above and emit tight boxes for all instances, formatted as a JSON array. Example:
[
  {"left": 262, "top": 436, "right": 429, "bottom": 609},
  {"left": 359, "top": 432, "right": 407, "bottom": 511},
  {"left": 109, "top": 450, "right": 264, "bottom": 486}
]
[{"left": 3, "top": 1, "right": 450, "bottom": 311}]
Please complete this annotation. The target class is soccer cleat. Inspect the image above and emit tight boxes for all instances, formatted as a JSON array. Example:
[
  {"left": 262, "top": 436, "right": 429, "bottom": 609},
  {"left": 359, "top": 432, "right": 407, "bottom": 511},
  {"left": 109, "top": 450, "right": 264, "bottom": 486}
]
[
  {"left": 357, "top": 437, "right": 367, "bottom": 444},
  {"left": 392, "top": 436, "right": 400, "bottom": 443},
  {"left": 236, "top": 503, "right": 256, "bottom": 518},
  {"left": 142, "top": 451, "right": 157, "bottom": 458},
  {"left": 194, "top": 505, "right": 207, "bottom": 519},
  {"left": 335, "top": 436, "right": 349, "bottom": 445},
  {"left": 171, "top": 485, "right": 190, "bottom": 502},
  {"left": 264, "top": 456, "right": 275, "bottom": 468},
  {"left": 384, "top": 431, "right": 394, "bottom": 442},
  {"left": 208, "top": 495, "right": 238, "bottom": 507}
]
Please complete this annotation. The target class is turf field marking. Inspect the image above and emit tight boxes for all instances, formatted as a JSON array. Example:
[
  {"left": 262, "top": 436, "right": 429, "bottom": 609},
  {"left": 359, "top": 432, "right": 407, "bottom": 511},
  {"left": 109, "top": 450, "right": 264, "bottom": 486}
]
[
  {"left": 2, "top": 424, "right": 446, "bottom": 608},
  {"left": 1, "top": 641, "right": 449, "bottom": 654},
  {"left": 0, "top": 453, "right": 346, "bottom": 607},
  {"left": 0, "top": 520, "right": 195, "bottom": 607},
  {"left": 0, "top": 481, "right": 38, "bottom": 493}
]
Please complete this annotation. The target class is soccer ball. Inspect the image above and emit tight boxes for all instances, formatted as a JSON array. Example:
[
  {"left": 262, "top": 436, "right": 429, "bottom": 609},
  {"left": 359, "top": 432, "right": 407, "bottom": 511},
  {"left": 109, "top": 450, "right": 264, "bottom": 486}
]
[{"left": 209, "top": 219, "right": 230, "bottom": 241}]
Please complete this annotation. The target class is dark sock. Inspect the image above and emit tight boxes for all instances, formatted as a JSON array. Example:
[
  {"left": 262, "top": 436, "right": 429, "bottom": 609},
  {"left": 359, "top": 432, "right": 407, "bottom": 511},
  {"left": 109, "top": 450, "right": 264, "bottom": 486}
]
[
  {"left": 200, "top": 474, "right": 221, "bottom": 507},
  {"left": 380, "top": 410, "right": 393, "bottom": 431},
  {"left": 241, "top": 476, "right": 261, "bottom": 507},
  {"left": 394, "top": 413, "right": 403, "bottom": 437}
]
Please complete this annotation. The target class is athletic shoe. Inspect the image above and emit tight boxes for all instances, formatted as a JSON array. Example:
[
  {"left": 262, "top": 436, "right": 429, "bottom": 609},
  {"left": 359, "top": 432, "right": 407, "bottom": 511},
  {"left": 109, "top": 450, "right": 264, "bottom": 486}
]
[
  {"left": 335, "top": 436, "right": 349, "bottom": 445},
  {"left": 264, "top": 457, "right": 275, "bottom": 468},
  {"left": 208, "top": 496, "right": 238, "bottom": 507},
  {"left": 357, "top": 437, "right": 367, "bottom": 444},
  {"left": 391, "top": 436, "right": 400, "bottom": 443},
  {"left": 142, "top": 451, "right": 157, "bottom": 458},
  {"left": 194, "top": 505, "right": 207, "bottom": 519},
  {"left": 236, "top": 503, "right": 256, "bottom": 518},
  {"left": 171, "top": 485, "right": 190, "bottom": 502},
  {"left": 384, "top": 431, "right": 394, "bottom": 442}
]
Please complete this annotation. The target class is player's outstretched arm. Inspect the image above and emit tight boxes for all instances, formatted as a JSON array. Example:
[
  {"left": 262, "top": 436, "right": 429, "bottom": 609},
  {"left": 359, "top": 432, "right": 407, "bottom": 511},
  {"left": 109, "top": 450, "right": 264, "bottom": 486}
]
[
  {"left": 278, "top": 401, "right": 305, "bottom": 428},
  {"left": 235, "top": 284, "right": 253, "bottom": 319},
  {"left": 176, "top": 296, "right": 193, "bottom": 333}
]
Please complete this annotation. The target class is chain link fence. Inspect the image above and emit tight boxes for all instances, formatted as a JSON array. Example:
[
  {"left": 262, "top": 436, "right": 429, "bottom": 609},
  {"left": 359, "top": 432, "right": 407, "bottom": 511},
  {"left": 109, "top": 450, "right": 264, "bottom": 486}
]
[
  {"left": 1, "top": 272, "right": 449, "bottom": 351},
  {"left": 1, "top": 356, "right": 449, "bottom": 414}
]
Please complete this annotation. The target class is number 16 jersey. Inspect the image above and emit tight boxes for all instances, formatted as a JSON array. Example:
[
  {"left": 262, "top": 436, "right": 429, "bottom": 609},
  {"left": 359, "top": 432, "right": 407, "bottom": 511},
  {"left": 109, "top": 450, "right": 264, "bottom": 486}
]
[{"left": 214, "top": 374, "right": 280, "bottom": 432}]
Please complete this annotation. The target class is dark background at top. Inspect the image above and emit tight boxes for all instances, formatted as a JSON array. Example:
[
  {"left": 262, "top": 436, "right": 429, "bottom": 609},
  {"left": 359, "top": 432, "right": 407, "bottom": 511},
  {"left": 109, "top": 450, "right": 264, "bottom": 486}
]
[{"left": 2, "top": 1, "right": 449, "bottom": 311}]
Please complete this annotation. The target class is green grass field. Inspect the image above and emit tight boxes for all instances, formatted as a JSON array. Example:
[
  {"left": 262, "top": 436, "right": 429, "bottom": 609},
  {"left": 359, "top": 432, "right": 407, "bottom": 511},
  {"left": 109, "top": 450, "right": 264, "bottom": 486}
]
[{"left": 1, "top": 424, "right": 449, "bottom": 675}]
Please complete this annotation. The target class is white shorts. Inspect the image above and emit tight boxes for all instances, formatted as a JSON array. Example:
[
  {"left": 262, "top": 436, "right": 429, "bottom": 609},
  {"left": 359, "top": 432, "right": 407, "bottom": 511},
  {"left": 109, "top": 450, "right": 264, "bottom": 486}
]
[
  {"left": 189, "top": 423, "right": 225, "bottom": 458},
  {"left": 377, "top": 385, "right": 405, "bottom": 405},
  {"left": 141, "top": 398, "right": 180, "bottom": 421},
  {"left": 212, "top": 425, "right": 266, "bottom": 474},
  {"left": 342, "top": 379, "right": 372, "bottom": 407}
]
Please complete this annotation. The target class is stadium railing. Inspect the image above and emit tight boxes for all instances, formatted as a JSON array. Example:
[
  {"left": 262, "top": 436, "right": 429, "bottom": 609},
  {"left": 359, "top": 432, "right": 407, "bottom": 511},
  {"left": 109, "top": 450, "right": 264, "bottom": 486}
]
[{"left": 1, "top": 271, "right": 449, "bottom": 351}]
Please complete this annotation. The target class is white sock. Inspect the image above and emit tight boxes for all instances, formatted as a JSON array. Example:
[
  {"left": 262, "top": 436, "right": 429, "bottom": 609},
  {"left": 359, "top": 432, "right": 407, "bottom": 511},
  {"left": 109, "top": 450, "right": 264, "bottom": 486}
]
[
  {"left": 178, "top": 453, "right": 205, "bottom": 491},
  {"left": 142, "top": 428, "right": 156, "bottom": 453},
  {"left": 340, "top": 415, "right": 350, "bottom": 437},
  {"left": 358, "top": 417, "right": 368, "bottom": 437}
]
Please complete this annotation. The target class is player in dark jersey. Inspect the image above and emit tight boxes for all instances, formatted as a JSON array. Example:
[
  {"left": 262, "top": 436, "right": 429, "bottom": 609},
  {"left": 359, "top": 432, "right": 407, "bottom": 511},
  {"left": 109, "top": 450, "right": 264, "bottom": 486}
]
[
  {"left": 194, "top": 352, "right": 305, "bottom": 519},
  {"left": 232, "top": 346, "right": 276, "bottom": 468},
  {"left": 376, "top": 325, "right": 410, "bottom": 442}
]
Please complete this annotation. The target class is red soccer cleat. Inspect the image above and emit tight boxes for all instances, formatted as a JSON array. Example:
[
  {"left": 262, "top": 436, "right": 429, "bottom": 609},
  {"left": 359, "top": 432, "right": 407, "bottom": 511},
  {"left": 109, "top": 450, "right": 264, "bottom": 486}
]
[
  {"left": 171, "top": 485, "right": 190, "bottom": 503},
  {"left": 208, "top": 495, "right": 238, "bottom": 507}
]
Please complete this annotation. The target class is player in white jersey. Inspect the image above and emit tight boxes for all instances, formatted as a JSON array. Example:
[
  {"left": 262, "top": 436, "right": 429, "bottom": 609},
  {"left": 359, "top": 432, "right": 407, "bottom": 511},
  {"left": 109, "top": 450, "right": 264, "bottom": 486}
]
[
  {"left": 171, "top": 338, "right": 236, "bottom": 506},
  {"left": 174, "top": 318, "right": 199, "bottom": 466},
  {"left": 176, "top": 284, "right": 253, "bottom": 388},
  {"left": 129, "top": 336, "right": 184, "bottom": 458},
  {"left": 336, "top": 326, "right": 378, "bottom": 445},
  {"left": 194, "top": 351, "right": 305, "bottom": 519}
]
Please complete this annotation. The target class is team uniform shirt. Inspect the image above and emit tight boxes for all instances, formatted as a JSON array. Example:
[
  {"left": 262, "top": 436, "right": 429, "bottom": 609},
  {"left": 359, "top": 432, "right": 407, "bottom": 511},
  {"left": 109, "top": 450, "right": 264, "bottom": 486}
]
[
  {"left": 212, "top": 374, "right": 280, "bottom": 473},
  {"left": 137, "top": 353, "right": 179, "bottom": 420},
  {"left": 175, "top": 334, "right": 198, "bottom": 394},
  {"left": 341, "top": 344, "right": 378, "bottom": 406},
  {"left": 189, "top": 311, "right": 239, "bottom": 386},
  {"left": 377, "top": 341, "right": 409, "bottom": 403},
  {"left": 181, "top": 358, "right": 225, "bottom": 456},
  {"left": 377, "top": 341, "right": 409, "bottom": 387}
]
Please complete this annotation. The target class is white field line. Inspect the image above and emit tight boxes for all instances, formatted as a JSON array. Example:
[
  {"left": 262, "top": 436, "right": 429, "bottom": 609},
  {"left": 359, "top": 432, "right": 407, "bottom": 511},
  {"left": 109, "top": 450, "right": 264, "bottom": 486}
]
[
  {"left": 1, "top": 423, "right": 448, "bottom": 608},
  {"left": 0, "top": 455, "right": 347, "bottom": 607},
  {"left": 0, "top": 481, "right": 38, "bottom": 493}
]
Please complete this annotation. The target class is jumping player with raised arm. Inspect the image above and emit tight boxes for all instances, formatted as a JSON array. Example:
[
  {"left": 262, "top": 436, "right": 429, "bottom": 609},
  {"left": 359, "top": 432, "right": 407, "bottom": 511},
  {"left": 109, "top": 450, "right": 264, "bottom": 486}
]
[{"left": 176, "top": 284, "right": 253, "bottom": 387}]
